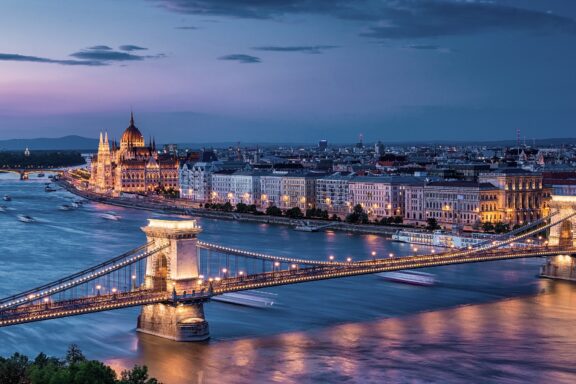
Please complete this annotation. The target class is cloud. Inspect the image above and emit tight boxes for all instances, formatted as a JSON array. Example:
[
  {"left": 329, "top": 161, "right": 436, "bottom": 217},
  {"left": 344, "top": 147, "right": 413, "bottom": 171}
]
[
  {"left": 0, "top": 45, "right": 163, "bottom": 67},
  {"left": 118, "top": 45, "right": 148, "bottom": 51},
  {"left": 218, "top": 54, "right": 261, "bottom": 63},
  {"left": 0, "top": 53, "right": 104, "bottom": 66},
  {"left": 252, "top": 45, "right": 338, "bottom": 54},
  {"left": 70, "top": 46, "right": 163, "bottom": 62},
  {"left": 155, "top": 0, "right": 576, "bottom": 38},
  {"left": 87, "top": 45, "right": 113, "bottom": 51},
  {"left": 175, "top": 26, "right": 198, "bottom": 30},
  {"left": 403, "top": 44, "right": 453, "bottom": 53}
]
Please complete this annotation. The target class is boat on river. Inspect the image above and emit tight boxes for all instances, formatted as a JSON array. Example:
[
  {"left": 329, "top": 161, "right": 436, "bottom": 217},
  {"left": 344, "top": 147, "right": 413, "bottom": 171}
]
[
  {"left": 212, "top": 291, "right": 276, "bottom": 307},
  {"left": 0, "top": 205, "right": 7, "bottom": 212},
  {"left": 17, "top": 214, "right": 35, "bottom": 223},
  {"left": 45, "top": 186, "right": 57, "bottom": 192},
  {"left": 59, "top": 204, "right": 74, "bottom": 211},
  {"left": 392, "top": 229, "right": 497, "bottom": 249},
  {"left": 100, "top": 212, "right": 121, "bottom": 221},
  {"left": 377, "top": 270, "right": 435, "bottom": 286},
  {"left": 3, "top": 195, "right": 12, "bottom": 201}
]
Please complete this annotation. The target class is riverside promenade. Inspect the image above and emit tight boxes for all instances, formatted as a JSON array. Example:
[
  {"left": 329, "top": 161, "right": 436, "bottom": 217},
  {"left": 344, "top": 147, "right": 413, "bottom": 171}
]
[{"left": 56, "top": 177, "right": 401, "bottom": 237}]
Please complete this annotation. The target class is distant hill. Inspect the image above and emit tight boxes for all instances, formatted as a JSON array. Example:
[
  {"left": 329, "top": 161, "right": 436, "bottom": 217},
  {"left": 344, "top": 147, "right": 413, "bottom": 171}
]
[{"left": 0, "top": 135, "right": 98, "bottom": 151}]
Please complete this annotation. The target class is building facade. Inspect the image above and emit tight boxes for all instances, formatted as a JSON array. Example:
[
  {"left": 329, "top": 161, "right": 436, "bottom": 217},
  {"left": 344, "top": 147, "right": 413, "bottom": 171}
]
[
  {"left": 479, "top": 169, "right": 548, "bottom": 225},
  {"left": 90, "top": 113, "right": 179, "bottom": 195},
  {"left": 424, "top": 181, "right": 500, "bottom": 230}
]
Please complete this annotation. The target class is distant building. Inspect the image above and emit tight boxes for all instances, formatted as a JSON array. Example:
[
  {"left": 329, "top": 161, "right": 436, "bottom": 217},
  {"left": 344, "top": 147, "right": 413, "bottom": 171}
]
[
  {"left": 424, "top": 181, "right": 500, "bottom": 231},
  {"left": 479, "top": 169, "right": 548, "bottom": 225},
  {"left": 316, "top": 173, "right": 354, "bottom": 215},
  {"left": 318, "top": 140, "right": 328, "bottom": 151},
  {"left": 90, "top": 113, "right": 179, "bottom": 195}
]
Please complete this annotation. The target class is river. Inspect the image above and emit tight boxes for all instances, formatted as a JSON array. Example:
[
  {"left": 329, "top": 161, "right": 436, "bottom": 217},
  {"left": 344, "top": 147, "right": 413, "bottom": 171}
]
[{"left": 1, "top": 173, "right": 575, "bottom": 383}]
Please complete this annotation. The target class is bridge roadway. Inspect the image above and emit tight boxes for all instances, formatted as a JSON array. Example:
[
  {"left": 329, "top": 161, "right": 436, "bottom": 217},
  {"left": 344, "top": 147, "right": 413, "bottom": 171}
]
[{"left": 1, "top": 245, "right": 574, "bottom": 327}]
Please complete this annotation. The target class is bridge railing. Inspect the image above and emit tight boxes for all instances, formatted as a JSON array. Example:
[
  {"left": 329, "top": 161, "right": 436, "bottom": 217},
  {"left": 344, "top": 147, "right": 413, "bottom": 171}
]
[{"left": 0, "top": 242, "right": 169, "bottom": 310}]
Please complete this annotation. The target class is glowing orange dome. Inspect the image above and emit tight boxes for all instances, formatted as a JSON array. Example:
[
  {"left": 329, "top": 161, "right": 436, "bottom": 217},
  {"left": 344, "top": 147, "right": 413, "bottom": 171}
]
[{"left": 120, "top": 112, "right": 145, "bottom": 149}]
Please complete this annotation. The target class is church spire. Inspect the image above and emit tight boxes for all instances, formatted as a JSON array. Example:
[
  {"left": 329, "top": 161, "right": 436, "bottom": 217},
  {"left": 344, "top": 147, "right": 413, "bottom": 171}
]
[
  {"left": 130, "top": 111, "right": 135, "bottom": 127},
  {"left": 98, "top": 132, "right": 103, "bottom": 150},
  {"left": 104, "top": 131, "right": 109, "bottom": 145}
]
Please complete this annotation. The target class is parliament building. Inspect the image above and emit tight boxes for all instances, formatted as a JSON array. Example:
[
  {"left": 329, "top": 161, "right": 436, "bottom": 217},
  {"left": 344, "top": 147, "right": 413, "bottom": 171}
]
[{"left": 90, "top": 113, "right": 179, "bottom": 195}]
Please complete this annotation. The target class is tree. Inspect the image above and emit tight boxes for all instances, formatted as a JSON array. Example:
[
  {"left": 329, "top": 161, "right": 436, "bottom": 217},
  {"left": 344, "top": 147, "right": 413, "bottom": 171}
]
[
  {"left": 222, "top": 202, "right": 233, "bottom": 212},
  {"left": 494, "top": 222, "right": 510, "bottom": 234},
  {"left": 285, "top": 207, "right": 304, "bottom": 219},
  {"left": 235, "top": 203, "right": 249, "bottom": 213},
  {"left": 482, "top": 222, "right": 495, "bottom": 232},
  {"left": 119, "top": 365, "right": 159, "bottom": 384},
  {"left": 345, "top": 204, "right": 369, "bottom": 224},
  {"left": 66, "top": 345, "right": 86, "bottom": 366},
  {"left": 266, "top": 205, "right": 283, "bottom": 216},
  {"left": 426, "top": 218, "right": 440, "bottom": 230},
  {"left": 393, "top": 216, "right": 403, "bottom": 224}
]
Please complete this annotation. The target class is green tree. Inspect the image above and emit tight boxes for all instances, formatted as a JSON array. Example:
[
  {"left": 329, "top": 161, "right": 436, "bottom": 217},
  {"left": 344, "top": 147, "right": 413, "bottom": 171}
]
[
  {"left": 426, "top": 218, "right": 440, "bottom": 230},
  {"left": 265, "top": 206, "right": 283, "bottom": 216},
  {"left": 482, "top": 222, "right": 495, "bottom": 232},
  {"left": 235, "top": 203, "right": 249, "bottom": 213},
  {"left": 494, "top": 222, "right": 510, "bottom": 234},
  {"left": 345, "top": 204, "right": 369, "bottom": 224},
  {"left": 222, "top": 202, "right": 233, "bottom": 212},
  {"left": 119, "top": 365, "right": 159, "bottom": 384},
  {"left": 285, "top": 207, "right": 304, "bottom": 219},
  {"left": 66, "top": 345, "right": 86, "bottom": 366}
]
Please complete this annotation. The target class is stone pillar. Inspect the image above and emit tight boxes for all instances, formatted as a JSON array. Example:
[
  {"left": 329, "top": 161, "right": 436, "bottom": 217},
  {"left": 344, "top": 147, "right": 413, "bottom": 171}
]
[
  {"left": 541, "top": 196, "right": 576, "bottom": 282},
  {"left": 137, "top": 219, "right": 210, "bottom": 341}
]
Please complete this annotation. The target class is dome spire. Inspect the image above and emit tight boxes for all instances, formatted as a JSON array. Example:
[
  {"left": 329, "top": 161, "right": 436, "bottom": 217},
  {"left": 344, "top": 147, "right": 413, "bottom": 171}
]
[{"left": 130, "top": 110, "right": 135, "bottom": 127}]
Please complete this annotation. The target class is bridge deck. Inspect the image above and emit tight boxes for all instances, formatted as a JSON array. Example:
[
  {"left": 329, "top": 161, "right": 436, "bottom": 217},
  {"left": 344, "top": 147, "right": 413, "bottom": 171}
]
[{"left": 2, "top": 245, "right": 574, "bottom": 327}]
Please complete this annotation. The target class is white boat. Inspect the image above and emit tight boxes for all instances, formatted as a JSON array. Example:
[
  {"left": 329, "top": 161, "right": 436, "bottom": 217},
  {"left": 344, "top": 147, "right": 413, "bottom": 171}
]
[
  {"left": 59, "top": 204, "right": 74, "bottom": 211},
  {"left": 392, "top": 229, "right": 497, "bottom": 249},
  {"left": 45, "top": 186, "right": 57, "bottom": 192},
  {"left": 17, "top": 214, "right": 35, "bottom": 223},
  {"left": 3, "top": 195, "right": 11, "bottom": 201},
  {"left": 100, "top": 212, "right": 121, "bottom": 221},
  {"left": 294, "top": 224, "right": 317, "bottom": 232},
  {"left": 0, "top": 205, "right": 7, "bottom": 212},
  {"left": 212, "top": 291, "right": 276, "bottom": 307},
  {"left": 71, "top": 202, "right": 81, "bottom": 208},
  {"left": 377, "top": 270, "right": 435, "bottom": 286}
]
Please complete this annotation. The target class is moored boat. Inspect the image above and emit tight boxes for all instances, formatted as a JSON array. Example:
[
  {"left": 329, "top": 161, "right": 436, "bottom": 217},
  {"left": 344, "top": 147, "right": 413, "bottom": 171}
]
[{"left": 59, "top": 204, "right": 74, "bottom": 211}]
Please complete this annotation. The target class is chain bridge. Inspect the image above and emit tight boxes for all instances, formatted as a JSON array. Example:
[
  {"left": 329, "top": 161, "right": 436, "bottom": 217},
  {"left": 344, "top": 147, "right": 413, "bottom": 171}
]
[{"left": 1, "top": 207, "right": 576, "bottom": 341}]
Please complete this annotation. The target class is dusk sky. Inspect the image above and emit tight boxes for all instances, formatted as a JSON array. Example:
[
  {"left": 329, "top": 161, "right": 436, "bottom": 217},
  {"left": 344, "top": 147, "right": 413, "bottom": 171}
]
[{"left": 1, "top": 0, "right": 576, "bottom": 143}]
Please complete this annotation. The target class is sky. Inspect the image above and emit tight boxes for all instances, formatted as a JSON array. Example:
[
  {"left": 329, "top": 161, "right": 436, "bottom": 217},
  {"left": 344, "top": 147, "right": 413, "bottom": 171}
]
[{"left": 1, "top": 0, "right": 576, "bottom": 144}]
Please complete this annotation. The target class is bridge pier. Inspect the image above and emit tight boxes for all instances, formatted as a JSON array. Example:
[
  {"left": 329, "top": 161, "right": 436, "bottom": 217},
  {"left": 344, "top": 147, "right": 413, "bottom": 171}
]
[
  {"left": 540, "top": 196, "right": 576, "bottom": 282},
  {"left": 540, "top": 255, "right": 576, "bottom": 282},
  {"left": 136, "top": 219, "right": 210, "bottom": 341}
]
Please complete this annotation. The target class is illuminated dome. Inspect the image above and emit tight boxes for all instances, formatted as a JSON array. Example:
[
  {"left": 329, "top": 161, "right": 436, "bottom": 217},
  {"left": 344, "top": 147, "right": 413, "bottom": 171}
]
[{"left": 120, "top": 112, "right": 145, "bottom": 149}]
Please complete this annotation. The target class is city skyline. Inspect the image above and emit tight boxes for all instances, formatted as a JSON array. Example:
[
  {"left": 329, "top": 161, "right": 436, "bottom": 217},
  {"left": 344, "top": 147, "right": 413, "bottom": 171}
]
[{"left": 1, "top": 0, "right": 576, "bottom": 142}]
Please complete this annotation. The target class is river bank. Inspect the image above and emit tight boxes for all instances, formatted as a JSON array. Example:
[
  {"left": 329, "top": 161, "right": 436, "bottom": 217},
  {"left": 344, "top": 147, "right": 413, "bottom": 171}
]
[{"left": 57, "top": 177, "right": 402, "bottom": 237}]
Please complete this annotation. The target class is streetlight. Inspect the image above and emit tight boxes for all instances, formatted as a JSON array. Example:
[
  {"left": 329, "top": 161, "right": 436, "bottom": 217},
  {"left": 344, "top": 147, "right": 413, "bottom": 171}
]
[
  {"left": 389, "top": 253, "right": 394, "bottom": 258},
  {"left": 329, "top": 255, "right": 335, "bottom": 262},
  {"left": 96, "top": 285, "right": 101, "bottom": 296},
  {"left": 222, "top": 268, "right": 228, "bottom": 278},
  {"left": 346, "top": 257, "right": 352, "bottom": 263}
]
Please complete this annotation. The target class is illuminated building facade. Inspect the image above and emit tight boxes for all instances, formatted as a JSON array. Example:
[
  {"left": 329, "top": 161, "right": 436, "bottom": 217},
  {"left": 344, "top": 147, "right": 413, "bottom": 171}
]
[{"left": 90, "top": 113, "right": 179, "bottom": 195}]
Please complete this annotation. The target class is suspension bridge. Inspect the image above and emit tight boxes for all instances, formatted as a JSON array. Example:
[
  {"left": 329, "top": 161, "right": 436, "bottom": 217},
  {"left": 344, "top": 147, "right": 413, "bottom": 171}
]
[{"left": 1, "top": 206, "right": 575, "bottom": 341}]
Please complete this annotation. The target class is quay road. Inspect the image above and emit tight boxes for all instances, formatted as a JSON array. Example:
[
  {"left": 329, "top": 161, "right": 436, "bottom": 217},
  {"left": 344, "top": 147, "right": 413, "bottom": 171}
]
[
  {"left": 56, "top": 177, "right": 401, "bottom": 236},
  {"left": 2, "top": 244, "right": 572, "bottom": 327}
]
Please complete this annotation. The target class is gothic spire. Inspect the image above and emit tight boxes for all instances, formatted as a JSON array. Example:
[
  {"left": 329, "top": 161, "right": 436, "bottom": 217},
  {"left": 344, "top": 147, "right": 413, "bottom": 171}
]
[{"left": 130, "top": 110, "right": 135, "bottom": 127}]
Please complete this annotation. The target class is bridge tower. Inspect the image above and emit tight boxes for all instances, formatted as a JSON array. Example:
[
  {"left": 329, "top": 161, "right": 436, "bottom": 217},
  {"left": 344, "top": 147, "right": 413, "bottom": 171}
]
[
  {"left": 541, "top": 195, "right": 576, "bottom": 281},
  {"left": 136, "top": 219, "right": 210, "bottom": 341}
]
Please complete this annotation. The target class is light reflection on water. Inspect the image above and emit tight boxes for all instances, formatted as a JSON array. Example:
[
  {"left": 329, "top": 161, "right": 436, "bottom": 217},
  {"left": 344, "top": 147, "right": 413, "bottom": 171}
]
[{"left": 1, "top": 174, "right": 576, "bottom": 383}]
